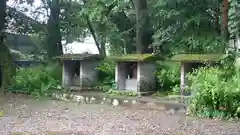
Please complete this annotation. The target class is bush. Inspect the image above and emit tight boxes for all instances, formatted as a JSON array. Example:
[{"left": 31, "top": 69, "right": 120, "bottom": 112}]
[
  {"left": 96, "top": 60, "right": 116, "bottom": 90},
  {"left": 8, "top": 62, "right": 62, "bottom": 97},
  {"left": 155, "top": 61, "right": 180, "bottom": 91},
  {"left": 188, "top": 66, "right": 240, "bottom": 119}
]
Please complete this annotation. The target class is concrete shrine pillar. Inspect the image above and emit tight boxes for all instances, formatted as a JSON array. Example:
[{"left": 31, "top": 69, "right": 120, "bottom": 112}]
[
  {"left": 180, "top": 62, "right": 193, "bottom": 95},
  {"left": 79, "top": 61, "right": 99, "bottom": 89},
  {"left": 62, "top": 61, "right": 75, "bottom": 89},
  {"left": 137, "top": 62, "right": 156, "bottom": 92},
  {"left": 115, "top": 62, "right": 127, "bottom": 90}
]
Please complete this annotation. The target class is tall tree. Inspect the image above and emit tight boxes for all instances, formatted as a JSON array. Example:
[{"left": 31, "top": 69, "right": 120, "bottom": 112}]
[
  {"left": 134, "top": 0, "right": 153, "bottom": 53},
  {"left": 0, "top": 0, "right": 7, "bottom": 46},
  {"left": 0, "top": 0, "right": 7, "bottom": 88},
  {"left": 222, "top": 0, "right": 229, "bottom": 41},
  {"left": 0, "top": 0, "right": 16, "bottom": 89},
  {"left": 47, "top": 0, "right": 62, "bottom": 58}
]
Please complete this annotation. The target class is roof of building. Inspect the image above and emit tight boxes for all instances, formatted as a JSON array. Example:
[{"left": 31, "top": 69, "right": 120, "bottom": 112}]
[
  {"left": 171, "top": 54, "right": 227, "bottom": 62},
  {"left": 107, "top": 54, "right": 163, "bottom": 62},
  {"left": 53, "top": 53, "right": 103, "bottom": 61}
]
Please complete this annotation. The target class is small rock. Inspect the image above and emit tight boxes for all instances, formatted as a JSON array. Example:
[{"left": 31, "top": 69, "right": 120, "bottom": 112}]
[
  {"left": 132, "top": 100, "right": 137, "bottom": 105},
  {"left": 90, "top": 97, "right": 96, "bottom": 104},
  {"left": 47, "top": 113, "right": 52, "bottom": 117},
  {"left": 85, "top": 97, "right": 89, "bottom": 103},
  {"left": 124, "top": 100, "right": 129, "bottom": 104},
  {"left": 74, "top": 95, "right": 84, "bottom": 103},
  {"left": 177, "top": 108, "right": 186, "bottom": 114},
  {"left": 166, "top": 109, "right": 175, "bottom": 115},
  {"left": 146, "top": 102, "right": 157, "bottom": 109},
  {"left": 63, "top": 93, "right": 67, "bottom": 98},
  {"left": 112, "top": 99, "right": 119, "bottom": 106}
]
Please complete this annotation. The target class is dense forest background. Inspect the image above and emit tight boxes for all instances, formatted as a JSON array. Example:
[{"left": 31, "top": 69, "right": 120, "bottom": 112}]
[{"left": 1, "top": 0, "right": 239, "bottom": 58}]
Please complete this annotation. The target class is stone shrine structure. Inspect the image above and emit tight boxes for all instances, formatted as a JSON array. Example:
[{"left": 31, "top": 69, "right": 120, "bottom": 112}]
[
  {"left": 171, "top": 54, "right": 226, "bottom": 95},
  {"left": 108, "top": 54, "right": 163, "bottom": 94},
  {"left": 54, "top": 53, "right": 103, "bottom": 90}
]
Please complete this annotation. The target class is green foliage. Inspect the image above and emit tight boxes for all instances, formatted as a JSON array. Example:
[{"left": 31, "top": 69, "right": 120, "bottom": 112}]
[
  {"left": 151, "top": 0, "right": 225, "bottom": 55},
  {"left": 107, "top": 89, "right": 138, "bottom": 97},
  {"left": 188, "top": 66, "right": 240, "bottom": 119},
  {"left": 8, "top": 63, "right": 62, "bottom": 97},
  {"left": 155, "top": 61, "right": 180, "bottom": 91},
  {"left": 96, "top": 60, "right": 115, "bottom": 90},
  {"left": 171, "top": 84, "right": 181, "bottom": 95}
]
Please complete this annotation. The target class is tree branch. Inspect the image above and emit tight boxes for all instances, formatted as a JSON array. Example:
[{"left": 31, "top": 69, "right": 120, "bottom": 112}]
[{"left": 85, "top": 15, "right": 101, "bottom": 54}]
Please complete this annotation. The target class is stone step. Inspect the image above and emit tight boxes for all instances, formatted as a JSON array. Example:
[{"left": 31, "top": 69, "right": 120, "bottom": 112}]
[{"left": 51, "top": 92, "right": 188, "bottom": 115}]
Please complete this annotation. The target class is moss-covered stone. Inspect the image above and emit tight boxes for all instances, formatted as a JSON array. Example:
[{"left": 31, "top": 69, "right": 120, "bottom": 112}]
[
  {"left": 171, "top": 54, "right": 226, "bottom": 62},
  {"left": 107, "top": 54, "right": 163, "bottom": 62},
  {"left": 53, "top": 53, "right": 103, "bottom": 61}
]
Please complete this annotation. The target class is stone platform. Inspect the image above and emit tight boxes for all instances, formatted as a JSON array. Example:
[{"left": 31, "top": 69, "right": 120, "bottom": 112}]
[{"left": 51, "top": 91, "right": 189, "bottom": 115}]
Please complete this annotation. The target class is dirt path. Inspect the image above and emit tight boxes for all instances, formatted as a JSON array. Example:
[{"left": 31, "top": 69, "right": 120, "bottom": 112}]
[{"left": 0, "top": 94, "right": 239, "bottom": 135}]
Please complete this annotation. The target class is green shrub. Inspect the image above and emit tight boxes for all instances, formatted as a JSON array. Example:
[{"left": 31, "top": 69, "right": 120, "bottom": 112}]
[
  {"left": 188, "top": 66, "right": 240, "bottom": 119},
  {"left": 8, "top": 62, "right": 62, "bottom": 97},
  {"left": 155, "top": 61, "right": 180, "bottom": 91},
  {"left": 107, "top": 89, "right": 138, "bottom": 97},
  {"left": 96, "top": 60, "right": 116, "bottom": 90}
]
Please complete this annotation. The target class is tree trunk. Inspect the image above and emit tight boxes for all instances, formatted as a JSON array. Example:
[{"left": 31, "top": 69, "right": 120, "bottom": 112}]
[
  {"left": 0, "top": 0, "right": 16, "bottom": 91},
  {"left": 100, "top": 35, "right": 107, "bottom": 56},
  {"left": 222, "top": 0, "right": 229, "bottom": 41},
  {"left": 85, "top": 15, "right": 103, "bottom": 55},
  {"left": 47, "top": 0, "right": 62, "bottom": 58},
  {"left": 134, "top": 0, "right": 153, "bottom": 54},
  {"left": 0, "top": 0, "right": 7, "bottom": 90},
  {"left": 82, "top": 0, "right": 106, "bottom": 57}
]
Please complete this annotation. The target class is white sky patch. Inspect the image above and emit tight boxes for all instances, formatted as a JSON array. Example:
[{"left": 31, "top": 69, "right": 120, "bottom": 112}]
[{"left": 7, "top": 0, "right": 100, "bottom": 54}]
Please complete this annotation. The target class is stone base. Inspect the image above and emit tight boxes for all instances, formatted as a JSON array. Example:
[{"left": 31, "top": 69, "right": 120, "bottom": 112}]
[
  {"left": 51, "top": 92, "right": 188, "bottom": 115},
  {"left": 139, "top": 91, "right": 156, "bottom": 96},
  {"left": 66, "top": 85, "right": 100, "bottom": 92}
]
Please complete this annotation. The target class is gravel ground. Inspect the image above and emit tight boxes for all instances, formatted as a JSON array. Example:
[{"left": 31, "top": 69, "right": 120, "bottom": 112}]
[{"left": 0, "top": 94, "right": 239, "bottom": 135}]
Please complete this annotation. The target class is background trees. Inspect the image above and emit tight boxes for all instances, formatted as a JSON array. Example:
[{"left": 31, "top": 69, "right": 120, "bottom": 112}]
[{"left": 4, "top": 0, "right": 236, "bottom": 57}]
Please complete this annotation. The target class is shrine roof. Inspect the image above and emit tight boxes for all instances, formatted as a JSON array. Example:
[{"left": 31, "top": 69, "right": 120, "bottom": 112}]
[
  {"left": 53, "top": 53, "right": 103, "bottom": 61},
  {"left": 107, "top": 54, "right": 163, "bottom": 62},
  {"left": 171, "top": 54, "right": 227, "bottom": 62}
]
